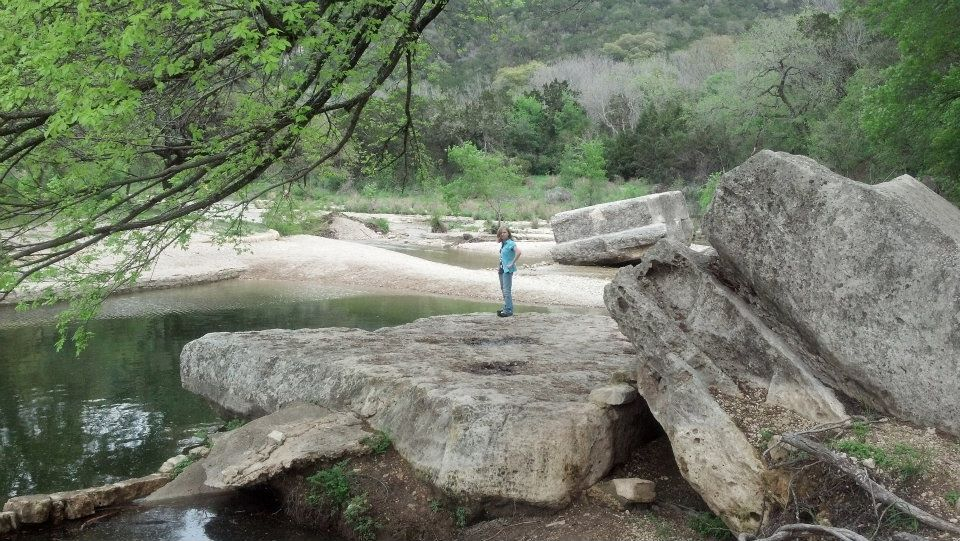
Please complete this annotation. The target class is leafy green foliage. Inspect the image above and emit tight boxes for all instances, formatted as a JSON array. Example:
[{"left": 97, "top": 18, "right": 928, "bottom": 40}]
[
  {"left": 858, "top": 0, "right": 960, "bottom": 200},
  {"left": 306, "top": 460, "right": 353, "bottom": 508},
  {"left": 343, "top": 493, "right": 378, "bottom": 541},
  {"left": 429, "top": 498, "right": 443, "bottom": 513},
  {"left": 0, "top": 0, "right": 449, "bottom": 349},
  {"left": 688, "top": 511, "right": 733, "bottom": 540},
  {"left": 443, "top": 143, "right": 523, "bottom": 223},
  {"left": 945, "top": 489, "right": 960, "bottom": 507}
]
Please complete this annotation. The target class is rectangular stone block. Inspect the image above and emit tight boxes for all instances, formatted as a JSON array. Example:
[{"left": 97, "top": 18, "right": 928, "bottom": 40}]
[{"left": 550, "top": 191, "right": 691, "bottom": 244}]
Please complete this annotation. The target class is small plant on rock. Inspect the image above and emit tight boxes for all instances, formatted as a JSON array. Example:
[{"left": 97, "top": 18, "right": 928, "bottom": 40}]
[
  {"left": 429, "top": 499, "right": 443, "bottom": 513},
  {"left": 946, "top": 489, "right": 960, "bottom": 507},
  {"left": 361, "top": 430, "right": 392, "bottom": 455}
]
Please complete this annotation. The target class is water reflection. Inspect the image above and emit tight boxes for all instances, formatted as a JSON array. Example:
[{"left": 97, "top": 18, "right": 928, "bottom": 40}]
[
  {"left": 64, "top": 493, "right": 333, "bottom": 541},
  {"left": 0, "top": 280, "right": 526, "bottom": 499}
]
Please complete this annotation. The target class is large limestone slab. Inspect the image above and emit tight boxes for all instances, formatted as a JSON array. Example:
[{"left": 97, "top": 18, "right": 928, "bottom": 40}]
[
  {"left": 703, "top": 150, "right": 960, "bottom": 435},
  {"left": 551, "top": 224, "right": 670, "bottom": 265},
  {"left": 605, "top": 240, "right": 847, "bottom": 534},
  {"left": 180, "top": 314, "right": 655, "bottom": 506},
  {"left": 551, "top": 191, "right": 692, "bottom": 244}
]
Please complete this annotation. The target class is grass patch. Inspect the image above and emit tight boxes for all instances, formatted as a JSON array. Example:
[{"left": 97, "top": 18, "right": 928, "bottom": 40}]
[
  {"left": 831, "top": 439, "right": 931, "bottom": 481},
  {"left": 361, "top": 430, "right": 392, "bottom": 455},
  {"left": 688, "top": 512, "right": 733, "bottom": 540},
  {"left": 850, "top": 420, "right": 871, "bottom": 442},
  {"left": 882, "top": 507, "right": 919, "bottom": 531},
  {"left": 429, "top": 499, "right": 442, "bottom": 513},
  {"left": 364, "top": 217, "right": 389, "bottom": 234},
  {"left": 946, "top": 489, "right": 960, "bottom": 507},
  {"left": 306, "top": 460, "right": 353, "bottom": 508}
]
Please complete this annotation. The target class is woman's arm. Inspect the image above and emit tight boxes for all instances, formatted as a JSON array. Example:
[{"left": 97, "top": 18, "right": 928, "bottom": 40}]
[{"left": 509, "top": 245, "right": 522, "bottom": 268}]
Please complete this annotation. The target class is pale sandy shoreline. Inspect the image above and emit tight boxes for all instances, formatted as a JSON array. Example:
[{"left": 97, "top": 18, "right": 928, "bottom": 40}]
[{"left": 4, "top": 220, "right": 617, "bottom": 309}]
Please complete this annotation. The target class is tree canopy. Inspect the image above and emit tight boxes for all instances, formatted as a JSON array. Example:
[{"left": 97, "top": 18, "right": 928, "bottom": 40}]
[{"left": 0, "top": 0, "right": 446, "bottom": 339}]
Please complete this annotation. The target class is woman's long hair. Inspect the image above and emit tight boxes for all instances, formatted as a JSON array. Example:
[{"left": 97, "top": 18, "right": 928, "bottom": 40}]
[{"left": 497, "top": 225, "right": 513, "bottom": 241}]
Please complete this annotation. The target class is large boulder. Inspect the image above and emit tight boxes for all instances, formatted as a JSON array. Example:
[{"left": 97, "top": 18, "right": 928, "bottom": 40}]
[
  {"left": 549, "top": 191, "right": 693, "bottom": 265},
  {"left": 179, "top": 313, "right": 657, "bottom": 507},
  {"left": 703, "top": 150, "right": 960, "bottom": 436},
  {"left": 604, "top": 239, "right": 847, "bottom": 534}
]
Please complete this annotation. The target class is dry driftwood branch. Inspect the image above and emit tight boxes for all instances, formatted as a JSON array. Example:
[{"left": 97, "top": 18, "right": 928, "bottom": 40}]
[
  {"left": 780, "top": 433, "right": 960, "bottom": 536},
  {"left": 741, "top": 523, "right": 872, "bottom": 541}
]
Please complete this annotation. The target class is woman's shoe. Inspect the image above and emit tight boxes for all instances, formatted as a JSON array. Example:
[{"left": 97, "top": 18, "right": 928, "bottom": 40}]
[{"left": 497, "top": 311, "right": 513, "bottom": 317}]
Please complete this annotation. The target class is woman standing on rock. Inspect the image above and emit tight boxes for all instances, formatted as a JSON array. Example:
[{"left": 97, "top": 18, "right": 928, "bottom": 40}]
[{"left": 497, "top": 225, "right": 521, "bottom": 317}]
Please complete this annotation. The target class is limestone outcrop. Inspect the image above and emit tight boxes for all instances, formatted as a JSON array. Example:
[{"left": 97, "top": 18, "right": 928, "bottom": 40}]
[
  {"left": 550, "top": 191, "right": 693, "bottom": 265},
  {"left": 605, "top": 240, "right": 847, "bottom": 533},
  {"left": 180, "top": 313, "right": 657, "bottom": 507},
  {"left": 703, "top": 150, "right": 960, "bottom": 436},
  {"left": 604, "top": 150, "right": 960, "bottom": 533}
]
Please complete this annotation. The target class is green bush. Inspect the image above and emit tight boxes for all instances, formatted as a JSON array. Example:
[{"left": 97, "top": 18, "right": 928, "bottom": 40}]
[
  {"left": 344, "top": 493, "right": 378, "bottom": 541},
  {"left": 443, "top": 142, "right": 524, "bottom": 223},
  {"left": 306, "top": 460, "right": 353, "bottom": 508}
]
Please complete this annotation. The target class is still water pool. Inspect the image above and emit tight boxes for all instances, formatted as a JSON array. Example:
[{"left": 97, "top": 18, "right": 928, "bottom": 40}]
[{"left": 0, "top": 279, "right": 549, "bottom": 501}]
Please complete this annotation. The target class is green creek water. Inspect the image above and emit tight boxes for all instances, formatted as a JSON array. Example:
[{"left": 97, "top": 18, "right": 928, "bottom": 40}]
[{"left": 0, "top": 276, "right": 564, "bottom": 539}]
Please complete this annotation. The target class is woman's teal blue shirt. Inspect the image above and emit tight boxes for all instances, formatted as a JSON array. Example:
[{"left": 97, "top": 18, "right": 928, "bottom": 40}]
[{"left": 499, "top": 239, "right": 517, "bottom": 273}]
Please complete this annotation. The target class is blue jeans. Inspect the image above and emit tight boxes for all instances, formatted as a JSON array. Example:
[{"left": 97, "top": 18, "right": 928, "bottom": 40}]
[{"left": 499, "top": 270, "right": 513, "bottom": 314}]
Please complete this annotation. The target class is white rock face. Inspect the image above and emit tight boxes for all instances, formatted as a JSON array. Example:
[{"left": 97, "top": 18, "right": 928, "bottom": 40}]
[
  {"left": 549, "top": 192, "right": 693, "bottom": 265},
  {"left": 180, "top": 314, "right": 658, "bottom": 506},
  {"left": 704, "top": 150, "right": 960, "bottom": 436}
]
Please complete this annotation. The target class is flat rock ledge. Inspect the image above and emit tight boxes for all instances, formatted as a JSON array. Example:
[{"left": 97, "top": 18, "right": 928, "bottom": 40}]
[
  {"left": 1, "top": 474, "right": 169, "bottom": 531},
  {"left": 180, "top": 313, "right": 657, "bottom": 507}
]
